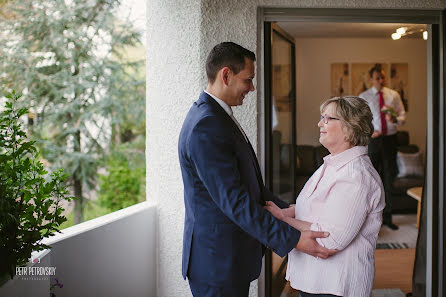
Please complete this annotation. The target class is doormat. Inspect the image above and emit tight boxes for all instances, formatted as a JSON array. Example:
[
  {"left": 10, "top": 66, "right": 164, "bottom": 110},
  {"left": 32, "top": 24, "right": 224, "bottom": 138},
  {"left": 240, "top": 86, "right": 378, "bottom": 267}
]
[
  {"left": 376, "top": 242, "right": 411, "bottom": 249},
  {"left": 371, "top": 288, "right": 406, "bottom": 297},
  {"left": 377, "top": 215, "right": 417, "bottom": 249}
]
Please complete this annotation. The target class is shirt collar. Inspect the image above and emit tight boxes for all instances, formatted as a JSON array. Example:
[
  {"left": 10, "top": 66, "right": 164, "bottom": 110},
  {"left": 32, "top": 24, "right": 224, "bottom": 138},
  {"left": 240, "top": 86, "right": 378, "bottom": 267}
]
[
  {"left": 371, "top": 86, "right": 387, "bottom": 95},
  {"left": 323, "top": 146, "right": 368, "bottom": 170},
  {"left": 204, "top": 90, "right": 232, "bottom": 117}
]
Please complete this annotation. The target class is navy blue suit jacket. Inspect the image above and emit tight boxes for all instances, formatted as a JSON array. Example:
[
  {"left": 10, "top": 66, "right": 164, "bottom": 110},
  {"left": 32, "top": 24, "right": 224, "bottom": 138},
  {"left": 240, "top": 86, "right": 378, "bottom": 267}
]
[{"left": 178, "top": 92, "right": 301, "bottom": 286}]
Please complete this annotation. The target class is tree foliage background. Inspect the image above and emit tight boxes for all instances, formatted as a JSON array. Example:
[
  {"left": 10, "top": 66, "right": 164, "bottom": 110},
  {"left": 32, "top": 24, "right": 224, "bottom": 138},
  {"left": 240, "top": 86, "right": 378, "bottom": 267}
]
[{"left": 0, "top": 0, "right": 146, "bottom": 224}]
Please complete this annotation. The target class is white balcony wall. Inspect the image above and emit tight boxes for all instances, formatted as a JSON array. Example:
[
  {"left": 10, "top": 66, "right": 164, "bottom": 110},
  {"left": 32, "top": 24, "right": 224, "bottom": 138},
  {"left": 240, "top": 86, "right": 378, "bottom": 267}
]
[
  {"left": 0, "top": 250, "right": 50, "bottom": 297},
  {"left": 42, "top": 202, "right": 156, "bottom": 297}
]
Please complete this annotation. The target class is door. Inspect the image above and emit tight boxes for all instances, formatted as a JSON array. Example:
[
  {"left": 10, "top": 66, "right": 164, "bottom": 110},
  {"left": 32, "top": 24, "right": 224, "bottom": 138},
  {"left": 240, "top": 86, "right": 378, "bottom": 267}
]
[{"left": 264, "top": 22, "right": 297, "bottom": 297}]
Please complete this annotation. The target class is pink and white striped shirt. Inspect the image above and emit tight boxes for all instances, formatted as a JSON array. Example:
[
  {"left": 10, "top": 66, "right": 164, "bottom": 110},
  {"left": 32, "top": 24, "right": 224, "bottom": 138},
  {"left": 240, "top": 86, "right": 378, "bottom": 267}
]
[{"left": 286, "top": 146, "right": 385, "bottom": 297}]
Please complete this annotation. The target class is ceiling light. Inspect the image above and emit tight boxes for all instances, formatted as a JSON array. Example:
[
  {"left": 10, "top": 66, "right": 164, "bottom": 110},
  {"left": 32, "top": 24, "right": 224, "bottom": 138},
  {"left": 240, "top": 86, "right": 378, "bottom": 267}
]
[
  {"left": 391, "top": 33, "right": 401, "bottom": 40},
  {"left": 396, "top": 27, "right": 407, "bottom": 35},
  {"left": 391, "top": 27, "right": 427, "bottom": 40}
]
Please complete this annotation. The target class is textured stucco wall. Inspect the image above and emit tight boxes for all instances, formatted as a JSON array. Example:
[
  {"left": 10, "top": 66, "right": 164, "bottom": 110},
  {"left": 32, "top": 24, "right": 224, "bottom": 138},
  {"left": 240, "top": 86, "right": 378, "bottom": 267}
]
[
  {"left": 147, "top": 1, "right": 445, "bottom": 297},
  {"left": 146, "top": 1, "right": 202, "bottom": 297}
]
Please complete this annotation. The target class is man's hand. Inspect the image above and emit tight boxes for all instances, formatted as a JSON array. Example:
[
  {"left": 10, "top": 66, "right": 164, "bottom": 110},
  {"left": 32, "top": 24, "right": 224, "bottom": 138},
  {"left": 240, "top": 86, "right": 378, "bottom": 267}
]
[
  {"left": 385, "top": 113, "right": 397, "bottom": 123},
  {"left": 371, "top": 130, "right": 381, "bottom": 138},
  {"left": 296, "top": 230, "right": 338, "bottom": 259}
]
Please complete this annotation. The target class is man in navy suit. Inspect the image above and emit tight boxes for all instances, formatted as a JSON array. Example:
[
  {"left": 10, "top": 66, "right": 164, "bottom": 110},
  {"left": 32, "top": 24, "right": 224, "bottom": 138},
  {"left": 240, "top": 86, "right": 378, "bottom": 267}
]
[{"left": 178, "top": 42, "right": 335, "bottom": 297}]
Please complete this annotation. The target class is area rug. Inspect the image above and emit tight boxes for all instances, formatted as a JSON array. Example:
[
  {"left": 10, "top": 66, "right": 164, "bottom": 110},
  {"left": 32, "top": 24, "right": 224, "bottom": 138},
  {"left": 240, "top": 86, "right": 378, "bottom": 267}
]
[
  {"left": 377, "top": 214, "right": 418, "bottom": 249},
  {"left": 371, "top": 288, "right": 406, "bottom": 297}
]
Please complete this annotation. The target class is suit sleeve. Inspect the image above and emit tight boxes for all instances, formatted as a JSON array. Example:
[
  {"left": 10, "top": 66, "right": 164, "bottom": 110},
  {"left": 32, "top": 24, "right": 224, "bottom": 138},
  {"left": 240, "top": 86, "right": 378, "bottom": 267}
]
[{"left": 188, "top": 116, "right": 300, "bottom": 257}]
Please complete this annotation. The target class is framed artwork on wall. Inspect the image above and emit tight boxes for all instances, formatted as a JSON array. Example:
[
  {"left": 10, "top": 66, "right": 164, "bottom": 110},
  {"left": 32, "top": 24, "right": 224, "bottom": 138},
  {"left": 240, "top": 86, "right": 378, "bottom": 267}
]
[
  {"left": 272, "top": 64, "right": 292, "bottom": 112},
  {"left": 390, "top": 63, "right": 409, "bottom": 111},
  {"left": 351, "top": 63, "right": 389, "bottom": 96},
  {"left": 330, "top": 62, "right": 408, "bottom": 110},
  {"left": 331, "top": 63, "right": 350, "bottom": 97}
]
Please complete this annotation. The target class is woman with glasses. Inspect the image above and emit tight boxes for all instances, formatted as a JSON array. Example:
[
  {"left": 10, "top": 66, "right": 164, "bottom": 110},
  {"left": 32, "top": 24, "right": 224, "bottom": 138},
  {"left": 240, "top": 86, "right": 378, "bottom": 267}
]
[{"left": 265, "top": 96, "right": 385, "bottom": 297}]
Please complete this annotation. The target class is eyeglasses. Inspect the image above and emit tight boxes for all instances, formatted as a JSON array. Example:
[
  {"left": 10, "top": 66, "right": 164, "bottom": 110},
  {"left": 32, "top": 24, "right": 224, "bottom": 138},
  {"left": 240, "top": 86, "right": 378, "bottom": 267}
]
[{"left": 320, "top": 115, "right": 340, "bottom": 124}]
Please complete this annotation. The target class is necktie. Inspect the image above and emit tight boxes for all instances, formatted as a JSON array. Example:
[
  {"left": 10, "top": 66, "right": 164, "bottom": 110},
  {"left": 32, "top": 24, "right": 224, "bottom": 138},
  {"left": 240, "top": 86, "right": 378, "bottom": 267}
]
[{"left": 378, "top": 91, "right": 387, "bottom": 136}]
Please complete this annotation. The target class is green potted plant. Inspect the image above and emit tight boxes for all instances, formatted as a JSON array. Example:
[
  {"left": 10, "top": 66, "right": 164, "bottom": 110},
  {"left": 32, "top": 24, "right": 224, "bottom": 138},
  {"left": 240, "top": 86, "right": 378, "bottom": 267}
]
[{"left": 0, "top": 91, "right": 73, "bottom": 286}]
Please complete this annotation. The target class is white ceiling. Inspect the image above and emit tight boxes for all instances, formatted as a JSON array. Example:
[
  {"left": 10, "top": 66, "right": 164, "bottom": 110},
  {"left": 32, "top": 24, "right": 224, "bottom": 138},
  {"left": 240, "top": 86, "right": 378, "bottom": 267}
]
[{"left": 276, "top": 22, "right": 427, "bottom": 39}]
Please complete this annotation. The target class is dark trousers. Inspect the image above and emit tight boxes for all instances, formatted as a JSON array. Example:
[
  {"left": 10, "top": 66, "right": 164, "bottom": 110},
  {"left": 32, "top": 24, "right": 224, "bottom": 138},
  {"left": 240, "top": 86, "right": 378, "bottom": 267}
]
[
  {"left": 299, "top": 291, "right": 341, "bottom": 297},
  {"left": 368, "top": 134, "right": 398, "bottom": 224},
  {"left": 188, "top": 279, "right": 250, "bottom": 297}
]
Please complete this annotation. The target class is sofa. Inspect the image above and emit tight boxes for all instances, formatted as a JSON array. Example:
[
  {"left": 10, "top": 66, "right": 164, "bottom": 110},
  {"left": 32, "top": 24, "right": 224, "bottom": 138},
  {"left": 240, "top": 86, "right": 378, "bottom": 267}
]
[
  {"left": 273, "top": 130, "right": 424, "bottom": 213},
  {"left": 392, "top": 131, "right": 424, "bottom": 213},
  {"left": 272, "top": 131, "right": 329, "bottom": 203}
]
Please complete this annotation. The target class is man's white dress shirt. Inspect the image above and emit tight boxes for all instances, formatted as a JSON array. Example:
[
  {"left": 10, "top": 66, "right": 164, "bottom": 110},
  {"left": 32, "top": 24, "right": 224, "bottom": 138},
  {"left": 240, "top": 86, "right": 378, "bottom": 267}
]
[{"left": 359, "top": 86, "right": 406, "bottom": 136}]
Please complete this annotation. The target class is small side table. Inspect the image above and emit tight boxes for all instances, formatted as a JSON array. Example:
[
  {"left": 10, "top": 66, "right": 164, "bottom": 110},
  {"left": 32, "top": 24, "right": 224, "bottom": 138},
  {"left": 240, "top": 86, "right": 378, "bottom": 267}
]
[{"left": 407, "top": 186, "right": 422, "bottom": 228}]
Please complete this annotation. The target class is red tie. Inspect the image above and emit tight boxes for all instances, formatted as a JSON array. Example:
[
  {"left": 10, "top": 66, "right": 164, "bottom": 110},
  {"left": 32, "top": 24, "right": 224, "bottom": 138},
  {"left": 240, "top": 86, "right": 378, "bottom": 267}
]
[{"left": 378, "top": 91, "right": 387, "bottom": 135}]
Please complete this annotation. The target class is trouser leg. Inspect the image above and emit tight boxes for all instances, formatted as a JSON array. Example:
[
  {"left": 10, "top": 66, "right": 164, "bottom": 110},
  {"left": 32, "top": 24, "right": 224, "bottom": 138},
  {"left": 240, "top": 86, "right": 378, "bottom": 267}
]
[
  {"left": 299, "top": 290, "right": 342, "bottom": 297},
  {"left": 381, "top": 135, "right": 397, "bottom": 223},
  {"left": 188, "top": 279, "right": 250, "bottom": 297}
]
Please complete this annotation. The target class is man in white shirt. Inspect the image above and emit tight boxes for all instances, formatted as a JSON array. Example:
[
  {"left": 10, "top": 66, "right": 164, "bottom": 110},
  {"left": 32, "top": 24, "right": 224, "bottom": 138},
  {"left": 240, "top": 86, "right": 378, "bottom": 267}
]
[{"left": 359, "top": 63, "right": 406, "bottom": 230}]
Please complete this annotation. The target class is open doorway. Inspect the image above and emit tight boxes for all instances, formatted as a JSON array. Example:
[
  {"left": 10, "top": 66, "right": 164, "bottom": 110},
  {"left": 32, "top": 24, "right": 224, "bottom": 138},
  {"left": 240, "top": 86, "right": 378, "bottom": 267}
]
[{"left": 265, "top": 20, "right": 428, "bottom": 297}]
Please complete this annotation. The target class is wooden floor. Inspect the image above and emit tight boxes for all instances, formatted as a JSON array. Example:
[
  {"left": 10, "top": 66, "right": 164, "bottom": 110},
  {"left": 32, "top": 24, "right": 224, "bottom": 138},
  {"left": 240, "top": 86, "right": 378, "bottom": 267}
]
[{"left": 374, "top": 248, "right": 416, "bottom": 294}]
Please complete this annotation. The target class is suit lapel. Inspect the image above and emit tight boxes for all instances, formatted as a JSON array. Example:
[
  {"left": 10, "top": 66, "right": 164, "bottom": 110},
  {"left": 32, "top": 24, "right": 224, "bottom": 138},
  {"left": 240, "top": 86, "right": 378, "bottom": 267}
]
[
  {"left": 198, "top": 92, "right": 265, "bottom": 190},
  {"left": 198, "top": 92, "right": 249, "bottom": 145},
  {"left": 246, "top": 138, "right": 264, "bottom": 185}
]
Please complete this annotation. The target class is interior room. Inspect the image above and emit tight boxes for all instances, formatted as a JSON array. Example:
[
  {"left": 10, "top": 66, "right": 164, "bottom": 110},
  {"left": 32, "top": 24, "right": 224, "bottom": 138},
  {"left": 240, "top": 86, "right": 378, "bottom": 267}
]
[{"left": 269, "top": 21, "right": 427, "bottom": 297}]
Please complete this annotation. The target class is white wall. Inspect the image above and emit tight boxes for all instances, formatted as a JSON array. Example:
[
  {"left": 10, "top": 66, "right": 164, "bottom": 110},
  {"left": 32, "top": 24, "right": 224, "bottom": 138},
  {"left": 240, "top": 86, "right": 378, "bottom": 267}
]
[
  {"left": 146, "top": 1, "right": 202, "bottom": 297},
  {"left": 294, "top": 37, "right": 427, "bottom": 154},
  {"left": 146, "top": 1, "right": 444, "bottom": 297}
]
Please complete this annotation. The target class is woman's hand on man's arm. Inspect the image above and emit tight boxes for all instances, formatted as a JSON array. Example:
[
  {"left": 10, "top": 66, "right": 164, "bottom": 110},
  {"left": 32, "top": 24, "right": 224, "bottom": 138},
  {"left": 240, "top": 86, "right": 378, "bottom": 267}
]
[
  {"left": 264, "top": 201, "right": 311, "bottom": 231},
  {"left": 264, "top": 201, "right": 294, "bottom": 220}
]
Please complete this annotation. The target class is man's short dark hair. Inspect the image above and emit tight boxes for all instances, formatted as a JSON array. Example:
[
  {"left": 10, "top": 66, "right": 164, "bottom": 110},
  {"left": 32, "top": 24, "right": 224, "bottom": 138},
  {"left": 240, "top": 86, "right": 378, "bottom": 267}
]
[
  {"left": 369, "top": 63, "right": 384, "bottom": 78},
  {"left": 206, "top": 42, "right": 256, "bottom": 84}
]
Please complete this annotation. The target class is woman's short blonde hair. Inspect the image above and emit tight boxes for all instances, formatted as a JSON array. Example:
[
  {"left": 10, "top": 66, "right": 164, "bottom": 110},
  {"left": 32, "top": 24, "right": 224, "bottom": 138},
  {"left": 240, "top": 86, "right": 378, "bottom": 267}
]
[{"left": 320, "top": 96, "right": 374, "bottom": 146}]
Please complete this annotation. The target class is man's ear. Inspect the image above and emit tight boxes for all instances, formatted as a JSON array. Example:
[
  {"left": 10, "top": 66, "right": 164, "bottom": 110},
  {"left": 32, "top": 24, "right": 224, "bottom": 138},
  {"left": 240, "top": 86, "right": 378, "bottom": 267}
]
[{"left": 221, "top": 67, "right": 231, "bottom": 86}]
